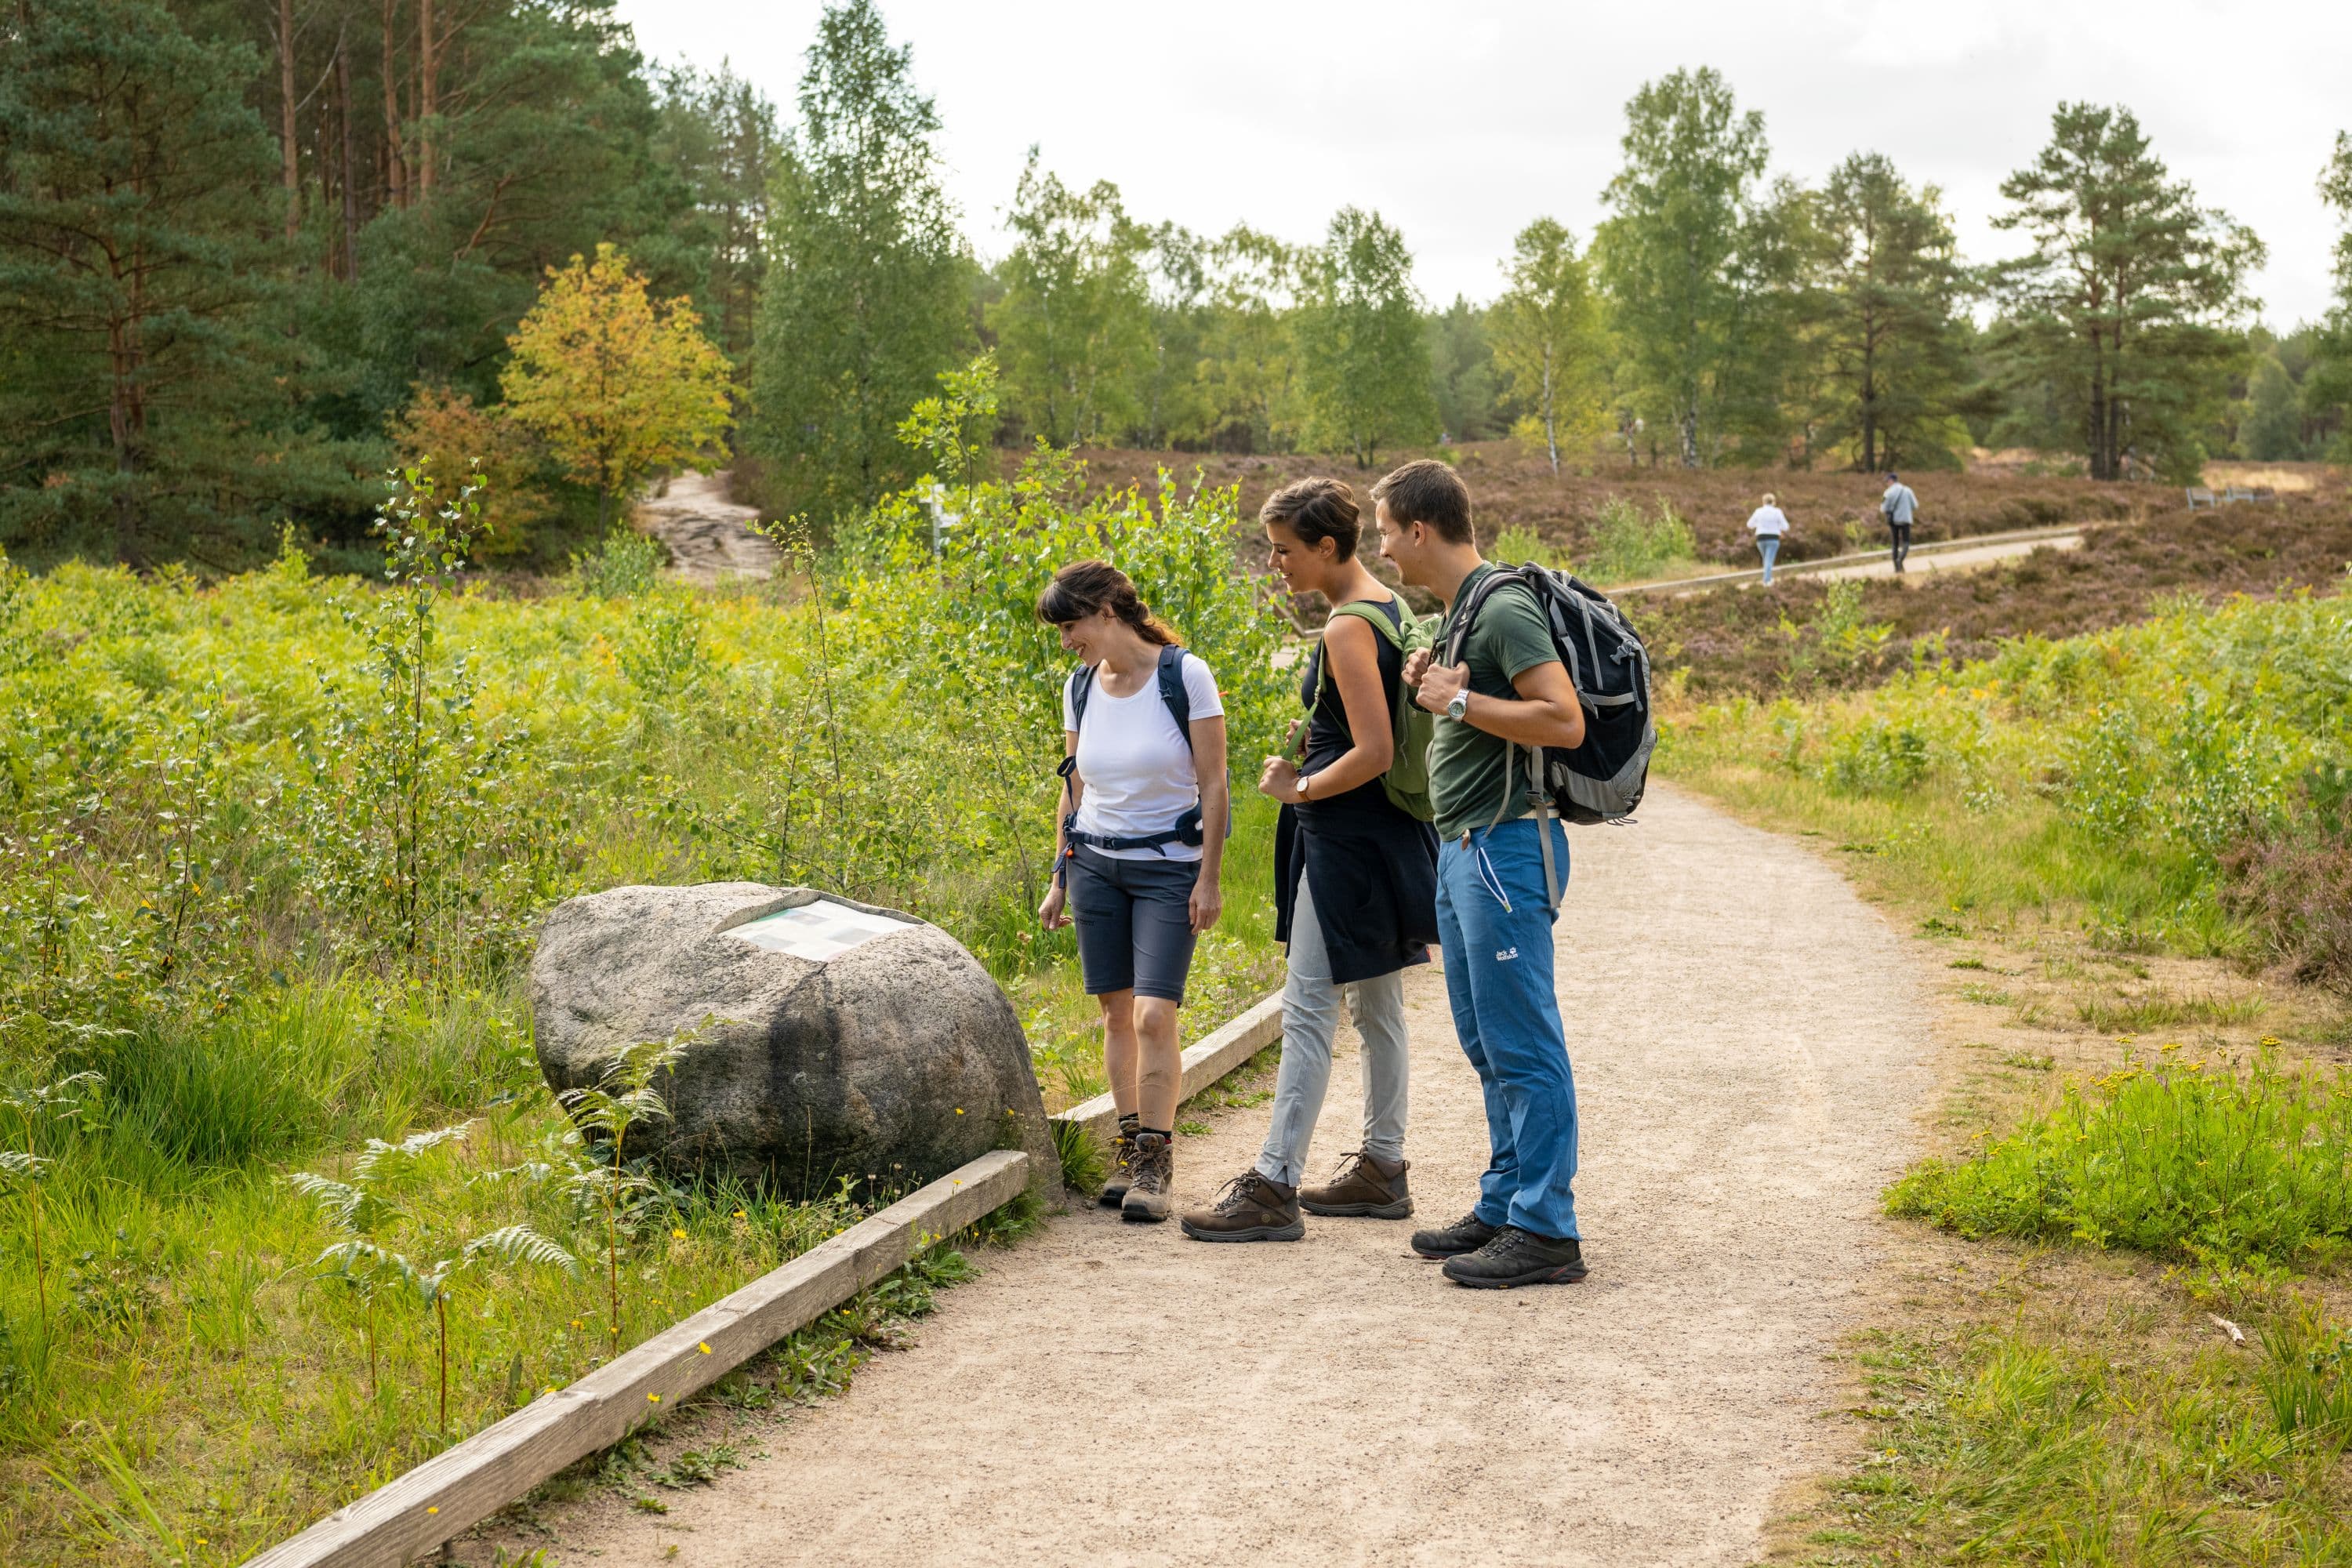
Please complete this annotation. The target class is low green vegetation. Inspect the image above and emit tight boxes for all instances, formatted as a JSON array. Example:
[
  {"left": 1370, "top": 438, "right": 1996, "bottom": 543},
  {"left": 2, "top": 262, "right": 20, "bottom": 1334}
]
[
  {"left": 1671, "top": 585, "right": 2352, "bottom": 1563},
  {"left": 0, "top": 422, "right": 1286, "bottom": 1561},
  {"left": 1668, "top": 589, "right": 2352, "bottom": 960},
  {"left": 1818, "top": 1305, "right": 2352, "bottom": 1564},
  {"left": 1891, "top": 1054, "right": 2352, "bottom": 1270}
]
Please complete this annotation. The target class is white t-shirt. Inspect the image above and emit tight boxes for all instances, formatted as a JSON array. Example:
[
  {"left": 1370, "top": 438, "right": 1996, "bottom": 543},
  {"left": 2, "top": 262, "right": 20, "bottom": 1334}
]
[
  {"left": 1746, "top": 505, "right": 1788, "bottom": 537},
  {"left": 1062, "top": 653, "right": 1224, "bottom": 862}
]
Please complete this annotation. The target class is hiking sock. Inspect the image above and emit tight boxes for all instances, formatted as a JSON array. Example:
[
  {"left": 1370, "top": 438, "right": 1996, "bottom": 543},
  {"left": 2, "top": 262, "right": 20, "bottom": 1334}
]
[{"left": 1141, "top": 1127, "right": 1172, "bottom": 1142}]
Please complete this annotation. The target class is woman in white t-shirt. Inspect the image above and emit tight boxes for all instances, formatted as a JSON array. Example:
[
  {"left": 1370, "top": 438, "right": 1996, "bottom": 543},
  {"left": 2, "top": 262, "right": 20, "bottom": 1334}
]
[
  {"left": 1746, "top": 492, "right": 1789, "bottom": 585},
  {"left": 1034, "top": 561, "right": 1229, "bottom": 1224}
]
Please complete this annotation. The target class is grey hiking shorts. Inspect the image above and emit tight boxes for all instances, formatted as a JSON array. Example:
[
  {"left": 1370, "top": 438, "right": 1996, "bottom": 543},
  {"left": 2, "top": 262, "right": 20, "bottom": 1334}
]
[{"left": 1066, "top": 845, "right": 1200, "bottom": 1002}]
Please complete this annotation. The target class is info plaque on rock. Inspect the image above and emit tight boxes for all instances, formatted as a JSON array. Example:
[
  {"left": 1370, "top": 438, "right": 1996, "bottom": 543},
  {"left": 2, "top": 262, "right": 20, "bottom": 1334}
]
[{"left": 728, "top": 899, "right": 913, "bottom": 963}]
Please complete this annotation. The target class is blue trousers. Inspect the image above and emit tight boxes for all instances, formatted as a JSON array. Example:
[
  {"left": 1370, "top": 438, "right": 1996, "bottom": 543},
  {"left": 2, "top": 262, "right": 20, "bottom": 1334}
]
[
  {"left": 1432, "top": 815, "right": 1580, "bottom": 1240},
  {"left": 1757, "top": 534, "right": 1780, "bottom": 583}
]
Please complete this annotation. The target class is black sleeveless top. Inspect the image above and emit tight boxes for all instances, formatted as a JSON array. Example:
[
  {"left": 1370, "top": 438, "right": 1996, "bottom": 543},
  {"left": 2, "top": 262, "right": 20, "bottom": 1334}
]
[{"left": 1298, "top": 595, "right": 1406, "bottom": 822}]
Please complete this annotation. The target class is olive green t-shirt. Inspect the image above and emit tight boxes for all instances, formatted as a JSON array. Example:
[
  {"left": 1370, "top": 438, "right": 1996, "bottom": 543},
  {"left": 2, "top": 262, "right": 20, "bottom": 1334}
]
[{"left": 1426, "top": 564, "right": 1563, "bottom": 840}]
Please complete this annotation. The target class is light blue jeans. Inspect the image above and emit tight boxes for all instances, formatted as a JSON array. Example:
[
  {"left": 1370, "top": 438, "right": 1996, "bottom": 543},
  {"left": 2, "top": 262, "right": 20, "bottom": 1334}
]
[
  {"left": 1433, "top": 815, "right": 1580, "bottom": 1240},
  {"left": 1757, "top": 534, "right": 1780, "bottom": 583},
  {"left": 1254, "top": 873, "right": 1411, "bottom": 1187}
]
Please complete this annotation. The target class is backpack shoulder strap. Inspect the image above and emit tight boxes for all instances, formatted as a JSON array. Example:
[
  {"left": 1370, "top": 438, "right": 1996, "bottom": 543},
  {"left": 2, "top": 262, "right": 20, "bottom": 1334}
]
[
  {"left": 1328, "top": 597, "right": 1407, "bottom": 647},
  {"left": 1443, "top": 567, "right": 1532, "bottom": 666},
  {"left": 1066, "top": 662, "right": 1097, "bottom": 733},
  {"left": 1314, "top": 600, "right": 1406, "bottom": 705},
  {"left": 1156, "top": 644, "right": 1193, "bottom": 753}
]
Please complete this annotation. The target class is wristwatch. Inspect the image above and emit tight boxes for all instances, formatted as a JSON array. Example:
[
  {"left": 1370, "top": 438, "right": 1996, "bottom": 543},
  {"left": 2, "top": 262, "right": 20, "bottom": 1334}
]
[
  {"left": 1294, "top": 771, "right": 1312, "bottom": 802},
  {"left": 1446, "top": 689, "right": 1470, "bottom": 722}
]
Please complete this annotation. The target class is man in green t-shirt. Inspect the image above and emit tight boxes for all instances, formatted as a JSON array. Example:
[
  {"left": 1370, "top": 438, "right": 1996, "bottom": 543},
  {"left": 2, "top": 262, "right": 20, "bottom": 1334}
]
[{"left": 1374, "top": 459, "right": 1592, "bottom": 1288}]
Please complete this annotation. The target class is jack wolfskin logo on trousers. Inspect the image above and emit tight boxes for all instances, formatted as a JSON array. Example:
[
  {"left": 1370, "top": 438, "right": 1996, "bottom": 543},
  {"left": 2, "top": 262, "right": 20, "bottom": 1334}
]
[{"left": 1494, "top": 946, "right": 1519, "bottom": 962}]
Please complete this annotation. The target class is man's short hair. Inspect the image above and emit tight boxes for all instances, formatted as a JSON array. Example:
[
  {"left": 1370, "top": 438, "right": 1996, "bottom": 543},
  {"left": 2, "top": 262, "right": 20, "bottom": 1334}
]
[{"left": 1371, "top": 459, "right": 1473, "bottom": 545}]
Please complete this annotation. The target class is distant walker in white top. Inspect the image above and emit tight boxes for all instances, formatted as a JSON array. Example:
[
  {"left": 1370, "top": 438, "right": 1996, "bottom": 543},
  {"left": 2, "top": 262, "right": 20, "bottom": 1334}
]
[{"left": 1746, "top": 492, "right": 1789, "bottom": 585}]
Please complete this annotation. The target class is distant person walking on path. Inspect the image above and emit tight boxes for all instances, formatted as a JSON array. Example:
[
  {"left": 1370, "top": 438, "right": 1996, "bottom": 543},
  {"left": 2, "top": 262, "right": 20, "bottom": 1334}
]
[
  {"left": 1880, "top": 472, "right": 1918, "bottom": 573},
  {"left": 1746, "top": 492, "right": 1788, "bottom": 584},
  {"left": 1379, "top": 459, "right": 1592, "bottom": 1289},
  {"left": 1181, "top": 479, "right": 1440, "bottom": 1245},
  {"left": 1035, "top": 562, "right": 1231, "bottom": 1225}
]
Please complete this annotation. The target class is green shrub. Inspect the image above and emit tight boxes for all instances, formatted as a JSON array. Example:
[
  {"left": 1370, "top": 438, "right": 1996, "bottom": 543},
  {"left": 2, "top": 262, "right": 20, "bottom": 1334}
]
[
  {"left": 1581, "top": 494, "right": 1695, "bottom": 584},
  {"left": 1888, "top": 1054, "right": 2352, "bottom": 1270}
]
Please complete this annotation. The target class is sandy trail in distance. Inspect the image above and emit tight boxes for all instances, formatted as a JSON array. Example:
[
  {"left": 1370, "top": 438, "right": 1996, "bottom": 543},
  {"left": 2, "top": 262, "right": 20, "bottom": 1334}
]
[
  {"left": 635, "top": 471, "right": 779, "bottom": 586},
  {"left": 539, "top": 782, "right": 1932, "bottom": 1567}
]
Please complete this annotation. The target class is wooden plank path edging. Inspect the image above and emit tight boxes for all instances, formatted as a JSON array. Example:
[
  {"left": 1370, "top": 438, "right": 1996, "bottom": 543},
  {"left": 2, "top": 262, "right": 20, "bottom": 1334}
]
[
  {"left": 240, "top": 1149, "right": 1031, "bottom": 1568},
  {"left": 1051, "top": 992, "right": 1285, "bottom": 1146}
]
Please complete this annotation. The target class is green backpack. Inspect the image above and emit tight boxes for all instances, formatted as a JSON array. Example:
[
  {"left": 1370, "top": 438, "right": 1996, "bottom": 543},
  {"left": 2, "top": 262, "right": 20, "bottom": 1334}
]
[{"left": 1308, "top": 598, "right": 1438, "bottom": 822}]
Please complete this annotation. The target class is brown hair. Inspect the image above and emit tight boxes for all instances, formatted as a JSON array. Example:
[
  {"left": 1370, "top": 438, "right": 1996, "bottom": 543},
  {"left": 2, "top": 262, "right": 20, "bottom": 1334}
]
[
  {"left": 1370, "top": 459, "right": 1473, "bottom": 545},
  {"left": 1259, "top": 477, "right": 1361, "bottom": 557},
  {"left": 1033, "top": 560, "right": 1178, "bottom": 645}
]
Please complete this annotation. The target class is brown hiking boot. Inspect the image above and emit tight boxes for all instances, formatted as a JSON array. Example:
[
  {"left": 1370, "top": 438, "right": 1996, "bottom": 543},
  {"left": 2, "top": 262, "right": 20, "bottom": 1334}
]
[
  {"left": 1179, "top": 1171, "right": 1305, "bottom": 1243},
  {"left": 1300, "top": 1152, "right": 1413, "bottom": 1219},
  {"left": 1098, "top": 1118, "right": 1140, "bottom": 1209},
  {"left": 1120, "top": 1131, "right": 1174, "bottom": 1223}
]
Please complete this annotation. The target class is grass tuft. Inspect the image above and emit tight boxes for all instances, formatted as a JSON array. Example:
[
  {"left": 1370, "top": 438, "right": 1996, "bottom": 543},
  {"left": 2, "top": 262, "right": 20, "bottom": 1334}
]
[{"left": 1889, "top": 1054, "right": 2352, "bottom": 1271}]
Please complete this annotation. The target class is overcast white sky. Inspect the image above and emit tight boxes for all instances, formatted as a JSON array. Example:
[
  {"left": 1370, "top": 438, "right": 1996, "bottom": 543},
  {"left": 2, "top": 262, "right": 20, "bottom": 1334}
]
[{"left": 615, "top": 0, "right": 2351, "bottom": 329}]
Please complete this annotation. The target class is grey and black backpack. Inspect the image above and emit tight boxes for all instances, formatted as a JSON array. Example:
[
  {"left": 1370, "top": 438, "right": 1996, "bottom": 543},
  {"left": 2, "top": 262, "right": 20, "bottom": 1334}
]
[{"left": 1443, "top": 564, "right": 1655, "bottom": 901}]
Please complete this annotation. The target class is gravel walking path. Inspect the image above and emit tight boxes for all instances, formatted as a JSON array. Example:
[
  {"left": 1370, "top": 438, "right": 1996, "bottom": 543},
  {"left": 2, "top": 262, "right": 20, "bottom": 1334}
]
[{"left": 535, "top": 782, "right": 1932, "bottom": 1566}]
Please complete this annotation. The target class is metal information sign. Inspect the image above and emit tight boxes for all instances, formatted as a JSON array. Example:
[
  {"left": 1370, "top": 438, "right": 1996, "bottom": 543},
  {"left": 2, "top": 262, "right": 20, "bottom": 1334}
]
[{"left": 726, "top": 899, "right": 913, "bottom": 962}]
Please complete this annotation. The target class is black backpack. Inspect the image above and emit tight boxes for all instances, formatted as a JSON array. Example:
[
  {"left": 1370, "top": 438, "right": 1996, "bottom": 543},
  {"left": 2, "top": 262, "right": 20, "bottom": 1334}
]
[
  {"left": 1442, "top": 566, "right": 1655, "bottom": 898},
  {"left": 1055, "top": 645, "right": 1228, "bottom": 872}
]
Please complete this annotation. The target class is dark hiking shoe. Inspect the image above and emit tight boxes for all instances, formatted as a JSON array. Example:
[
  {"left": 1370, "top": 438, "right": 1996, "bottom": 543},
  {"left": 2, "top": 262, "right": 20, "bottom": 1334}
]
[
  {"left": 1300, "top": 1152, "right": 1412, "bottom": 1219},
  {"left": 1179, "top": 1171, "right": 1304, "bottom": 1243},
  {"left": 1440, "top": 1226, "right": 1588, "bottom": 1289},
  {"left": 1121, "top": 1132, "right": 1174, "bottom": 1223},
  {"left": 1098, "top": 1119, "right": 1140, "bottom": 1209},
  {"left": 1410, "top": 1211, "right": 1499, "bottom": 1259}
]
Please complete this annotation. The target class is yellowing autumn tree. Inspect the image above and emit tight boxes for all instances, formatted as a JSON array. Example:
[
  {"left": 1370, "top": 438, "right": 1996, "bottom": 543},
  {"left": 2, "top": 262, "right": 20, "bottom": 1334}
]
[{"left": 501, "top": 244, "right": 734, "bottom": 529}]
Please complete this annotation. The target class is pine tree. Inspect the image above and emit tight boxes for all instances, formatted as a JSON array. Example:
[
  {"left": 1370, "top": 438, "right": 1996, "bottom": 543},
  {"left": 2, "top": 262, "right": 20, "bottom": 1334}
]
[
  {"left": 750, "top": 0, "right": 970, "bottom": 523},
  {"left": 2236, "top": 355, "right": 2305, "bottom": 461},
  {"left": 1988, "top": 103, "right": 2263, "bottom": 481},
  {"left": 0, "top": 0, "right": 304, "bottom": 563},
  {"left": 1810, "top": 153, "right": 1972, "bottom": 471},
  {"left": 655, "top": 60, "right": 781, "bottom": 370},
  {"left": 1428, "top": 296, "right": 1505, "bottom": 445},
  {"left": 1295, "top": 209, "right": 1436, "bottom": 467}
]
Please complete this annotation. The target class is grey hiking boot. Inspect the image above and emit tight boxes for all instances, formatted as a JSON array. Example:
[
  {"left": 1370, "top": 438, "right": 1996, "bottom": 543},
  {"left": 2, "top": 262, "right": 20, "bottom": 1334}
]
[
  {"left": 1121, "top": 1131, "right": 1174, "bottom": 1224},
  {"left": 1300, "top": 1152, "right": 1412, "bottom": 1219},
  {"left": 1098, "top": 1116, "right": 1140, "bottom": 1209},
  {"left": 1441, "top": 1226, "right": 1588, "bottom": 1289},
  {"left": 1179, "top": 1170, "right": 1304, "bottom": 1243}
]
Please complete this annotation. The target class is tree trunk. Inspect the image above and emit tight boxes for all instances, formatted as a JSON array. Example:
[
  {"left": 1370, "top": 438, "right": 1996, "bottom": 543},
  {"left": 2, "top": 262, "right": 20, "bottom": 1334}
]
[
  {"left": 1678, "top": 405, "right": 1699, "bottom": 470},
  {"left": 107, "top": 309, "right": 145, "bottom": 567},
  {"left": 277, "top": 0, "right": 300, "bottom": 239},
  {"left": 416, "top": 0, "right": 436, "bottom": 204},
  {"left": 381, "top": 0, "right": 405, "bottom": 208},
  {"left": 336, "top": 44, "right": 359, "bottom": 276},
  {"left": 1541, "top": 347, "right": 1559, "bottom": 477}
]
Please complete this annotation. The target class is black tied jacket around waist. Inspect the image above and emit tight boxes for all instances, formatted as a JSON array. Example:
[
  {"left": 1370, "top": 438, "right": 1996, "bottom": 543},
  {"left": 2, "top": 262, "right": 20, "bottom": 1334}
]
[{"left": 1272, "top": 604, "right": 1440, "bottom": 985}]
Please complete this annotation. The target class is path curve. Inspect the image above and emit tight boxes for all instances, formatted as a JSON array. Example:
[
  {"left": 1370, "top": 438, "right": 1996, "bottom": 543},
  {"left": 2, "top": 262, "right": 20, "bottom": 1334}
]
[
  {"left": 636, "top": 471, "right": 779, "bottom": 586},
  {"left": 539, "top": 783, "right": 1932, "bottom": 1566}
]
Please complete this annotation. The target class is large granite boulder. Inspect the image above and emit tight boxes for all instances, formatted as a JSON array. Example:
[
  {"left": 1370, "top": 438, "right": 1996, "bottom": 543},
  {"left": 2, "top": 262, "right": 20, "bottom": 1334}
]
[{"left": 531, "top": 883, "right": 1053, "bottom": 1201}]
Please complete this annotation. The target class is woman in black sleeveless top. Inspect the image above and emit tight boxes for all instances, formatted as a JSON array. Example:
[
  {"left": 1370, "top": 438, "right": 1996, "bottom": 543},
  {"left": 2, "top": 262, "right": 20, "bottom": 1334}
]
[{"left": 1180, "top": 479, "right": 1440, "bottom": 1243}]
